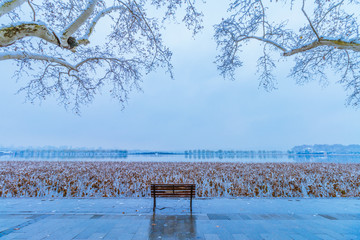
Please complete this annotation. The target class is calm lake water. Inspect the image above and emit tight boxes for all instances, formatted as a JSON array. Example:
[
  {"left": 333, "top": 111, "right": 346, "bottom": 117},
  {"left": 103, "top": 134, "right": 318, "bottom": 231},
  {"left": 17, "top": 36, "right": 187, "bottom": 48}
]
[{"left": 1, "top": 154, "right": 360, "bottom": 163}]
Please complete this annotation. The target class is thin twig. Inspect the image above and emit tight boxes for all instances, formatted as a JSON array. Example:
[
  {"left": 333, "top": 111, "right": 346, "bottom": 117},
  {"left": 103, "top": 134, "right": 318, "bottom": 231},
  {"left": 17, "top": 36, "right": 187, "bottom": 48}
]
[
  {"left": 27, "top": 0, "right": 35, "bottom": 21},
  {"left": 302, "top": 0, "right": 320, "bottom": 41}
]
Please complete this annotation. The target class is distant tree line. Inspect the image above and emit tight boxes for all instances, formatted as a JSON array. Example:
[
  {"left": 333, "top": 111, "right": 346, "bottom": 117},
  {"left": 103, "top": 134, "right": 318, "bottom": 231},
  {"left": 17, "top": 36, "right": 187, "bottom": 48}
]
[
  {"left": 185, "top": 150, "right": 284, "bottom": 159},
  {"left": 10, "top": 149, "right": 128, "bottom": 159}
]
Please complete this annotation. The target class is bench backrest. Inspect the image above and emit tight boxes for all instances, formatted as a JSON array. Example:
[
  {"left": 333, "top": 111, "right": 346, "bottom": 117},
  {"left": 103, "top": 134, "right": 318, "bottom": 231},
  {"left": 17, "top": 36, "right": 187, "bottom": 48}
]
[{"left": 151, "top": 184, "right": 196, "bottom": 198}]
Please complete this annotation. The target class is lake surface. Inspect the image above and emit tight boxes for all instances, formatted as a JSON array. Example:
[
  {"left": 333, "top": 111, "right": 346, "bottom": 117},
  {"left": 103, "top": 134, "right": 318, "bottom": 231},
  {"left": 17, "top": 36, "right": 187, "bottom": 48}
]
[{"left": 1, "top": 153, "right": 360, "bottom": 163}]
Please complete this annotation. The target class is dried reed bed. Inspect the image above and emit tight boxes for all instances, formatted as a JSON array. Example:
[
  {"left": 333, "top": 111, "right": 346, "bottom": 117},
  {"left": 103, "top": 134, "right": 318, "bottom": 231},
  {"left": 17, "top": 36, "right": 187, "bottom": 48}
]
[{"left": 0, "top": 161, "right": 359, "bottom": 198}]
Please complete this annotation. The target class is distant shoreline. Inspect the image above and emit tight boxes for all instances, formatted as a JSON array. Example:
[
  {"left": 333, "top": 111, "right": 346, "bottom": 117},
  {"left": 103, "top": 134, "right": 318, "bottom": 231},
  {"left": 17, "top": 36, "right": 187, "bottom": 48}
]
[{"left": 2, "top": 149, "right": 360, "bottom": 159}]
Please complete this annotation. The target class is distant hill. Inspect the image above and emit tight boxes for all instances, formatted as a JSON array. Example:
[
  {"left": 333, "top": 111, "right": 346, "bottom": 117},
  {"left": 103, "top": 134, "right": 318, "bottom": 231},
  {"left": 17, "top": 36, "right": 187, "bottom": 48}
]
[{"left": 291, "top": 144, "right": 360, "bottom": 154}]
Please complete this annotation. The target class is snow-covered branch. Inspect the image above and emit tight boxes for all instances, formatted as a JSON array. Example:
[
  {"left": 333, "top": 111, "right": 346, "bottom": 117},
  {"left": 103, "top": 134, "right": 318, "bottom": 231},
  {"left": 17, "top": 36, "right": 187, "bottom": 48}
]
[
  {"left": 240, "top": 36, "right": 287, "bottom": 52},
  {"left": 0, "top": 0, "right": 205, "bottom": 112},
  {"left": 0, "top": 22, "right": 59, "bottom": 47},
  {"left": 244, "top": 36, "right": 360, "bottom": 57},
  {"left": 215, "top": 0, "right": 360, "bottom": 106},
  {"left": 0, "top": 51, "right": 142, "bottom": 72},
  {"left": 78, "top": 6, "right": 124, "bottom": 45},
  {"left": 284, "top": 38, "right": 360, "bottom": 56},
  {"left": 0, "top": 51, "right": 75, "bottom": 69},
  {"left": 61, "top": 0, "right": 97, "bottom": 42},
  {"left": 74, "top": 56, "right": 137, "bottom": 69},
  {"left": 0, "top": 0, "right": 26, "bottom": 18}
]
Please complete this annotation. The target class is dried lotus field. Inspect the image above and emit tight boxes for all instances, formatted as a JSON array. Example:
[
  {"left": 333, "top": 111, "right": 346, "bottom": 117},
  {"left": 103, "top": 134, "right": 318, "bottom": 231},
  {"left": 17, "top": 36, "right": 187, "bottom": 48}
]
[{"left": 1, "top": 161, "right": 360, "bottom": 198}]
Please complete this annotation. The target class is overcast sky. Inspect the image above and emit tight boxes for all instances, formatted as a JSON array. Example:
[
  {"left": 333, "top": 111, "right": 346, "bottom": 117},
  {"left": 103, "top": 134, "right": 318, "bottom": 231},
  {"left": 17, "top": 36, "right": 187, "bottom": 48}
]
[{"left": 1, "top": 1, "right": 360, "bottom": 151}]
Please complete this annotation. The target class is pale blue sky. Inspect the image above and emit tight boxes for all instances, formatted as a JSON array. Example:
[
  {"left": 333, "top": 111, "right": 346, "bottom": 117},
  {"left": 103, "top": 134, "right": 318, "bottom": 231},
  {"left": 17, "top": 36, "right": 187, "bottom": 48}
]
[{"left": 0, "top": 2, "right": 360, "bottom": 151}]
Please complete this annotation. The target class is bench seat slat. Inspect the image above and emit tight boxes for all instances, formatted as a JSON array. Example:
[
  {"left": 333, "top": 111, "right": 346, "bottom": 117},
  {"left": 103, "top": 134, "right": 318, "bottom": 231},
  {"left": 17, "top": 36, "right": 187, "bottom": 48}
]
[
  {"left": 151, "top": 185, "right": 195, "bottom": 187},
  {"left": 152, "top": 195, "right": 194, "bottom": 198},
  {"left": 151, "top": 192, "right": 195, "bottom": 196},
  {"left": 151, "top": 187, "right": 195, "bottom": 190},
  {"left": 152, "top": 189, "right": 195, "bottom": 192},
  {"left": 152, "top": 192, "right": 194, "bottom": 195},
  {"left": 151, "top": 183, "right": 195, "bottom": 187},
  {"left": 151, "top": 192, "right": 195, "bottom": 195}
]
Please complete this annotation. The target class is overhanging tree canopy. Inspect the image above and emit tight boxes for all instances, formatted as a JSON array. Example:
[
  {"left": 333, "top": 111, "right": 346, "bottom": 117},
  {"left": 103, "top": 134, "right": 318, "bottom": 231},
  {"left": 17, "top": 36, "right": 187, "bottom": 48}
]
[
  {"left": 1, "top": 0, "right": 360, "bottom": 111},
  {"left": 214, "top": 0, "right": 360, "bottom": 106},
  {"left": 0, "top": 0, "right": 202, "bottom": 112}
]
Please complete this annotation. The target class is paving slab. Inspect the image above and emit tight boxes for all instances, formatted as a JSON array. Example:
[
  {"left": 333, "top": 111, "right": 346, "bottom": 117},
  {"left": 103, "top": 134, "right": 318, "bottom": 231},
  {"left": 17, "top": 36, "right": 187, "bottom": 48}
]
[{"left": 0, "top": 198, "right": 359, "bottom": 239}]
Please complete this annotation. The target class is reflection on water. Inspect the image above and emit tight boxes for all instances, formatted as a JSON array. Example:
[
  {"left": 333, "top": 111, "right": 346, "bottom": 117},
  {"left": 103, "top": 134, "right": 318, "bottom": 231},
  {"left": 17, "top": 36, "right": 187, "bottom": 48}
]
[
  {"left": 288, "top": 154, "right": 360, "bottom": 163},
  {"left": 1, "top": 152, "right": 360, "bottom": 163},
  {"left": 149, "top": 214, "right": 196, "bottom": 240}
]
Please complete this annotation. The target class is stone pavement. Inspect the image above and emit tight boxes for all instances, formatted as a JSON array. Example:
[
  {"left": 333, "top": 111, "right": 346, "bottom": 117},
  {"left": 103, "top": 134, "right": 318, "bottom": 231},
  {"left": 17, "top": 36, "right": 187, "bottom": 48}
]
[{"left": 0, "top": 198, "right": 359, "bottom": 240}]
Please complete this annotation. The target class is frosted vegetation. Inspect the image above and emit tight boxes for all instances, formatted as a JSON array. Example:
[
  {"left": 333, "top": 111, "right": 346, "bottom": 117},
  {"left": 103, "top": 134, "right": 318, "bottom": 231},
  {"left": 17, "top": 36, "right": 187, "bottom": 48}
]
[{"left": 1, "top": 161, "right": 359, "bottom": 198}]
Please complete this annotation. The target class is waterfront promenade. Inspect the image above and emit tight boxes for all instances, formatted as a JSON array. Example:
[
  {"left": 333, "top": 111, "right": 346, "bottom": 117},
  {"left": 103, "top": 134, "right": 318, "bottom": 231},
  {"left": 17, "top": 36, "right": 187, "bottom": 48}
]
[{"left": 0, "top": 198, "right": 359, "bottom": 239}]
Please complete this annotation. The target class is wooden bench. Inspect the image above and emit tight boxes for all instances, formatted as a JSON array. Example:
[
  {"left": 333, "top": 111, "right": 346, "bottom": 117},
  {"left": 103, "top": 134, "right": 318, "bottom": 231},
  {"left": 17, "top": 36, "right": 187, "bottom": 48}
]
[{"left": 151, "top": 184, "right": 196, "bottom": 212}]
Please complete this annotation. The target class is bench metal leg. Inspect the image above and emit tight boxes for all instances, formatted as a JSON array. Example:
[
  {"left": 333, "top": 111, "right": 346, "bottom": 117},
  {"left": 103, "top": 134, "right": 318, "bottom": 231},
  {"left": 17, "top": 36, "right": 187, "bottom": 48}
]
[
  {"left": 190, "top": 185, "right": 193, "bottom": 212},
  {"left": 153, "top": 185, "right": 156, "bottom": 212},
  {"left": 153, "top": 196, "right": 156, "bottom": 212}
]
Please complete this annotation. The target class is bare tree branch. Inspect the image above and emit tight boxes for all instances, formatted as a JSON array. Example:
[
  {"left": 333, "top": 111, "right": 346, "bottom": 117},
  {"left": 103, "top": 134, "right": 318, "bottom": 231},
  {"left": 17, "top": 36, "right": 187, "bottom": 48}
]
[
  {"left": 315, "top": 0, "right": 345, "bottom": 28},
  {"left": 258, "top": 0, "right": 266, "bottom": 37},
  {"left": 301, "top": 0, "right": 320, "bottom": 41},
  {"left": 27, "top": 0, "right": 35, "bottom": 21}
]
